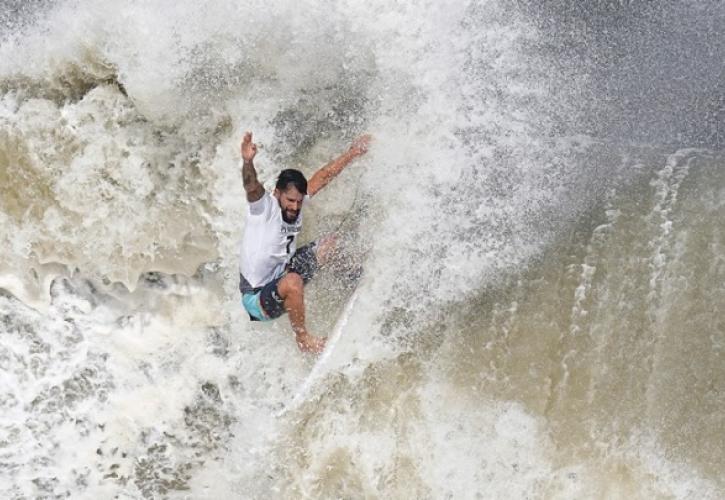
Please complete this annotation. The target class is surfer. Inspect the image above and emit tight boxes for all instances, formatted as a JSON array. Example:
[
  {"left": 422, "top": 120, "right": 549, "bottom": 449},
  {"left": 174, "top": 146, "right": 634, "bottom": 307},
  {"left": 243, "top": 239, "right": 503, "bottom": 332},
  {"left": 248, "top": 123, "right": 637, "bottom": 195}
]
[{"left": 238, "top": 131, "right": 371, "bottom": 353}]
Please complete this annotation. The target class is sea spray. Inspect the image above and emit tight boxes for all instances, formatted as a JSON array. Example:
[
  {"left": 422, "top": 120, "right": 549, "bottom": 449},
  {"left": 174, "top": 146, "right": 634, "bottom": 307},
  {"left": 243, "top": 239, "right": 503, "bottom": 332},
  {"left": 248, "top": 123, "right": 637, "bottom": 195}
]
[{"left": 0, "top": 1, "right": 723, "bottom": 498}]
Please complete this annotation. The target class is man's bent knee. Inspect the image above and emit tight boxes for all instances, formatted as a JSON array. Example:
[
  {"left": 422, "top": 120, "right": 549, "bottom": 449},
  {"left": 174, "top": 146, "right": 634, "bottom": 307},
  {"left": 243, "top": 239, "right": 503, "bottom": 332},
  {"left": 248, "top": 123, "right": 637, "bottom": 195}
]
[{"left": 277, "top": 272, "right": 304, "bottom": 298}]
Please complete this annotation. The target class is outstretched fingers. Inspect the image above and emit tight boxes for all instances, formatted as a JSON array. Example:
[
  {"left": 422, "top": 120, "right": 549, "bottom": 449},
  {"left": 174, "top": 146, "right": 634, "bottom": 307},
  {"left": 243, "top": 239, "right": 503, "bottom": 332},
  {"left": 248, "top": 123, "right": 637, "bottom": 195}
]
[{"left": 241, "top": 131, "right": 258, "bottom": 160}]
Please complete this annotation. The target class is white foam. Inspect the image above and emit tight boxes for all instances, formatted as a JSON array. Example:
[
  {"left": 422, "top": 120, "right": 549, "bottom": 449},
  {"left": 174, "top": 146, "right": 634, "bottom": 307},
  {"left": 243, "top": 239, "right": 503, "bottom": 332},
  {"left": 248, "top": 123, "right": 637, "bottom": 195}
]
[{"left": 1, "top": 1, "right": 721, "bottom": 498}]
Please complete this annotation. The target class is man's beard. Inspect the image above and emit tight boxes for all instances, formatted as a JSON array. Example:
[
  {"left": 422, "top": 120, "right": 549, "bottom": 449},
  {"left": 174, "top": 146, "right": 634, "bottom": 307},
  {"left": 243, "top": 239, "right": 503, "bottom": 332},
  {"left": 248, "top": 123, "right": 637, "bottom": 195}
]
[{"left": 281, "top": 208, "right": 299, "bottom": 224}]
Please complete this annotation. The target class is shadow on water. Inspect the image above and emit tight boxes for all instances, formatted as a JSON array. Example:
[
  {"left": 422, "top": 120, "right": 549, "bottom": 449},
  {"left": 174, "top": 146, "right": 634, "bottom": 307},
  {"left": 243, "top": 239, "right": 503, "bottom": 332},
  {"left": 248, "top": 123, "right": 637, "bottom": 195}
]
[{"left": 439, "top": 148, "right": 725, "bottom": 487}]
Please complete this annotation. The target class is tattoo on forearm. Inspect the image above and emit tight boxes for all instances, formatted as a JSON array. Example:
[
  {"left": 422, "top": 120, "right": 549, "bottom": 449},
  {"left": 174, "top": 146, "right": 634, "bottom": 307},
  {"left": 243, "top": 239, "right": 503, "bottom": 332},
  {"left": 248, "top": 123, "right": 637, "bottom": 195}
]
[
  {"left": 242, "top": 160, "right": 257, "bottom": 187},
  {"left": 242, "top": 159, "right": 264, "bottom": 201},
  {"left": 242, "top": 161, "right": 259, "bottom": 188}
]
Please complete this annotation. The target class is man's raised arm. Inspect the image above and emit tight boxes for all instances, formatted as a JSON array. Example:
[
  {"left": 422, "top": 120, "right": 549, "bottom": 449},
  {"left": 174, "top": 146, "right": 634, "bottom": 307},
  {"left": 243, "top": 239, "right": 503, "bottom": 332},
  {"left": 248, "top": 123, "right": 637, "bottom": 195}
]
[
  {"left": 241, "top": 131, "right": 265, "bottom": 202},
  {"left": 307, "top": 135, "right": 372, "bottom": 197}
]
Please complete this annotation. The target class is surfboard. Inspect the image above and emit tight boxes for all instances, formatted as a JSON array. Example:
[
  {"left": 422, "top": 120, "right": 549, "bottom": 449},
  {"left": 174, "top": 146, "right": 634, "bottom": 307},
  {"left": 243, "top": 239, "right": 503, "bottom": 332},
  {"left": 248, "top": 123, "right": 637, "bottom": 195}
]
[{"left": 276, "top": 287, "right": 360, "bottom": 417}]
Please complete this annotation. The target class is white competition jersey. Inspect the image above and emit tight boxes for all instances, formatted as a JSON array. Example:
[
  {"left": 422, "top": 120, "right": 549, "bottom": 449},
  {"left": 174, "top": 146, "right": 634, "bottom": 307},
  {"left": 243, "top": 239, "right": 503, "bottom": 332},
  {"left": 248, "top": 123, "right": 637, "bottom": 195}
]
[{"left": 239, "top": 192, "right": 306, "bottom": 289}]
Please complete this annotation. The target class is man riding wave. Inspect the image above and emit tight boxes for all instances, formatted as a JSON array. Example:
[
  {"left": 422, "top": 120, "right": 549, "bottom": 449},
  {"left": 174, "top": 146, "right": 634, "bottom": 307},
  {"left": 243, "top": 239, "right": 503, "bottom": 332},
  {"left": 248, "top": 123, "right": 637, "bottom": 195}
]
[{"left": 238, "top": 131, "right": 371, "bottom": 353}]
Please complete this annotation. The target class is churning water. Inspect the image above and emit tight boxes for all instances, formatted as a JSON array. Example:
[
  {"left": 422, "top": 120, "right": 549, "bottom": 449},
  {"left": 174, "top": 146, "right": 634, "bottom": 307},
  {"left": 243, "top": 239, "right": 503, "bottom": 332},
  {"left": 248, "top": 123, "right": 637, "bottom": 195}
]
[{"left": 1, "top": 0, "right": 723, "bottom": 498}]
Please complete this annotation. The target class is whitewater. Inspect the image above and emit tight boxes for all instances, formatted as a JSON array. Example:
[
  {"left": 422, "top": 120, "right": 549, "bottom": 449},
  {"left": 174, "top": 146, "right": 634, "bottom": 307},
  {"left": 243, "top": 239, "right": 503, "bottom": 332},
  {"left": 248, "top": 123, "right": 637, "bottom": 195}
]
[{"left": 1, "top": 0, "right": 723, "bottom": 498}]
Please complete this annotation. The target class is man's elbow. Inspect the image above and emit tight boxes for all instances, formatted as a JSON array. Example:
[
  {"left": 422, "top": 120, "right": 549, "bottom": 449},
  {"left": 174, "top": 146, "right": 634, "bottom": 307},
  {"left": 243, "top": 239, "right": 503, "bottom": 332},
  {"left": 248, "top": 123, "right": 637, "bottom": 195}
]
[
  {"left": 243, "top": 179, "right": 260, "bottom": 193},
  {"left": 245, "top": 183, "right": 265, "bottom": 201}
]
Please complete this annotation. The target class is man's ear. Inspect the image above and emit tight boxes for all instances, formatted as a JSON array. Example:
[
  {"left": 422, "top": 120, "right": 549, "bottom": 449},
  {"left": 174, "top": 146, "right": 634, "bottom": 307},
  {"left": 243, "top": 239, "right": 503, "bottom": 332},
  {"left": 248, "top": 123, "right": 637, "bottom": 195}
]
[{"left": 273, "top": 188, "right": 280, "bottom": 199}]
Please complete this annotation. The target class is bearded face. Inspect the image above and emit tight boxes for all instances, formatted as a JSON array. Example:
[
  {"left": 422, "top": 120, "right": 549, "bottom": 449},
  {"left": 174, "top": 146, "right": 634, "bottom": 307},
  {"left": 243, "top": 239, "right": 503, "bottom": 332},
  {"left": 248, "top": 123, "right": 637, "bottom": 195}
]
[{"left": 275, "top": 186, "right": 304, "bottom": 223}]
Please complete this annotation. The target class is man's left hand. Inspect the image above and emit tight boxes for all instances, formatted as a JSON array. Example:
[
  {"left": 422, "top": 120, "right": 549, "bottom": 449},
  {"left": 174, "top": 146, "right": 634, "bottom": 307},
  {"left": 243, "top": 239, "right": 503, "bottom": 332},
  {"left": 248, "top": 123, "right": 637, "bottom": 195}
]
[{"left": 349, "top": 134, "right": 372, "bottom": 157}]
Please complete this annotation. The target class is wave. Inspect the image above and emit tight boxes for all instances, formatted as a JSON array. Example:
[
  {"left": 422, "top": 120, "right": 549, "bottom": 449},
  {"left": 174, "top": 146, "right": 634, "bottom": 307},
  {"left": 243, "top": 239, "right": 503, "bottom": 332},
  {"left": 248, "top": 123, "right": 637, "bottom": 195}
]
[{"left": 0, "top": 0, "right": 723, "bottom": 498}]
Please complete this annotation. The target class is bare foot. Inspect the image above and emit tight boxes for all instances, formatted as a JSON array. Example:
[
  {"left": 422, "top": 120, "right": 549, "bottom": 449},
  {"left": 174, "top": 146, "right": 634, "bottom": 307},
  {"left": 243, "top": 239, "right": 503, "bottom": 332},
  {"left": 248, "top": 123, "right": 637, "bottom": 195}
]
[{"left": 296, "top": 332, "right": 327, "bottom": 354}]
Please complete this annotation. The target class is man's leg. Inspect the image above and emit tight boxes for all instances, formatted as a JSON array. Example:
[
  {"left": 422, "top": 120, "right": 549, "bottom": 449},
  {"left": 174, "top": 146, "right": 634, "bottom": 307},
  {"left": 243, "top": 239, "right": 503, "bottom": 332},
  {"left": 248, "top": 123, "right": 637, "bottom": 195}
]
[{"left": 276, "top": 272, "right": 326, "bottom": 353}]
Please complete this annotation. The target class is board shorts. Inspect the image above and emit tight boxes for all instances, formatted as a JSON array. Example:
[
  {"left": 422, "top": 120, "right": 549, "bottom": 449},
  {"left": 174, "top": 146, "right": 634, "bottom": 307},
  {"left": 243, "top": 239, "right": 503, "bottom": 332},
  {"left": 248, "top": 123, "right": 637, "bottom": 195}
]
[{"left": 240, "top": 241, "right": 318, "bottom": 321}]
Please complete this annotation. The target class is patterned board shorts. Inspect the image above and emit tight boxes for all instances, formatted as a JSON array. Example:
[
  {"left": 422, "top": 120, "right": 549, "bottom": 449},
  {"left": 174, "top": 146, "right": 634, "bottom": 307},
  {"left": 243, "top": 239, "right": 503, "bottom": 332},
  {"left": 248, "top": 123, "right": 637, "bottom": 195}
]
[{"left": 241, "top": 242, "right": 318, "bottom": 321}]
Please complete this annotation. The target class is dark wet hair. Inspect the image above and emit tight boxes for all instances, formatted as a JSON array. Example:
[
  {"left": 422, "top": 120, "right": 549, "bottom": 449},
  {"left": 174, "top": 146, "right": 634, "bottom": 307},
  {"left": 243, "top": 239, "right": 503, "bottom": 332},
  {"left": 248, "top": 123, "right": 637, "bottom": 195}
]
[{"left": 275, "top": 169, "right": 307, "bottom": 195}]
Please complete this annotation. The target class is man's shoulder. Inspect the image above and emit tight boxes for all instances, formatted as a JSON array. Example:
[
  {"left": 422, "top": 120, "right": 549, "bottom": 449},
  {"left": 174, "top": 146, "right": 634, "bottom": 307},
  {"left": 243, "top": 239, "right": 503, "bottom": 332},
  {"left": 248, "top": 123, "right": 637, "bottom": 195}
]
[{"left": 248, "top": 191, "right": 275, "bottom": 217}]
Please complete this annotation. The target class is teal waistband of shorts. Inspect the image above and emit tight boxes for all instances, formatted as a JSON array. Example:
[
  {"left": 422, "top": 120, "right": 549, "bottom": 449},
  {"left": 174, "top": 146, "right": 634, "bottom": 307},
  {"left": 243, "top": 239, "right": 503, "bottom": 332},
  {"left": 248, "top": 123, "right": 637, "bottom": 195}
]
[{"left": 242, "top": 291, "right": 271, "bottom": 321}]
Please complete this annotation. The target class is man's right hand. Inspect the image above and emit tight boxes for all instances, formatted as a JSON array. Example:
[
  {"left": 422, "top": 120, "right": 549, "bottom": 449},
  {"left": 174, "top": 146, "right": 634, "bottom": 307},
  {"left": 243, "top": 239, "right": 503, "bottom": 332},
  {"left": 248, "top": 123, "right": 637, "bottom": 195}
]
[
  {"left": 241, "top": 131, "right": 264, "bottom": 202},
  {"left": 241, "top": 131, "right": 258, "bottom": 162}
]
